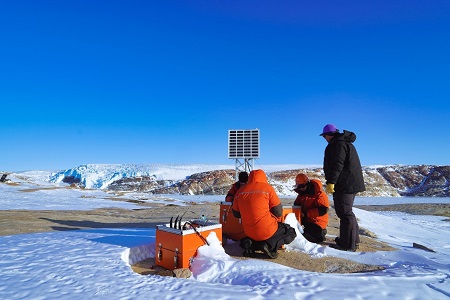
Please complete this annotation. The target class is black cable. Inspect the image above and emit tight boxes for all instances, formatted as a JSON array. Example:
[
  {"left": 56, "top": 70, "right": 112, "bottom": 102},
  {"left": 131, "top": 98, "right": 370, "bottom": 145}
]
[{"left": 185, "top": 221, "right": 210, "bottom": 246}]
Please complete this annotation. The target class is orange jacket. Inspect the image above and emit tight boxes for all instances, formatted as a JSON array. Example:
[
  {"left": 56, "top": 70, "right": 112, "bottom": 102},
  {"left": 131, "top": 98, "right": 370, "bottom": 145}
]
[
  {"left": 225, "top": 181, "right": 244, "bottom": 202},
  {"left": 294, "top": 179, "right": 329, "bottom": 229},
  {"left": 232, "top": 169, "right": 281, "bottom": 241}
]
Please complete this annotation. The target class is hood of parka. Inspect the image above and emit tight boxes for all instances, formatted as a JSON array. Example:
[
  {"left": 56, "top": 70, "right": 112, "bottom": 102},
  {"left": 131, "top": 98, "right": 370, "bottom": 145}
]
[
  {"left": 248, "top": 169, "right": 268, "bottom": 184},
  {"left": 332, "top": 130, "right": 357, "bottom": 144}
]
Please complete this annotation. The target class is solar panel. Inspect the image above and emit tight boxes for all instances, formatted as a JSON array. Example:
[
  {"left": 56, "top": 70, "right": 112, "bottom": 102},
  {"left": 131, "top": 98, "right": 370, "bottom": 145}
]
[{"left": 228, "top": 129, "right": 260, "bottom": 158}]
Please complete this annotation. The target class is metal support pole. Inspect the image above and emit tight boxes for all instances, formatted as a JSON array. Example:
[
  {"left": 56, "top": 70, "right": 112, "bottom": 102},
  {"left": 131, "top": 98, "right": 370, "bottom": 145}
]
[{"left": 234, "top": 158, "right": 254, "bottom": 181}]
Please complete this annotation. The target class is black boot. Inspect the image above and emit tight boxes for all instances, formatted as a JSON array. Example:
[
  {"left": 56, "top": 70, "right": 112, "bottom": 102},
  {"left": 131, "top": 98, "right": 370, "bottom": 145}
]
[
  {"left": 240, "top": 238, "right": 255, "bottom": 257},
  {"left": 334, "top": 237, "right": 359, "bottom": 251},
  {"left": 261, "top": 243, "right": 278, "bottom": 259}
]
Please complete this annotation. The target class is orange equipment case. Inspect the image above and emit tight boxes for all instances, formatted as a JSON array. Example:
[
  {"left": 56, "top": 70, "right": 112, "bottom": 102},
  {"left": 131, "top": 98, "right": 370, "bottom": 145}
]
[
  {"left": 155, "top": 220, "right": 222, "bottom": 270},
  {"left": 279, "top": 205, "right": 302, "bottom": 224},
  {"left": 219, "top": 202, "right": 246, "bottom": 241},
  {"left": 220, "top": 202, "right": 302, "bottom": 242}
]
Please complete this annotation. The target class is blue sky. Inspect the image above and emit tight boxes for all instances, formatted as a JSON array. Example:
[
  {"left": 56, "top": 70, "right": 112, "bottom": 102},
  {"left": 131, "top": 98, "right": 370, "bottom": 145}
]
[{"left": 1, "top": 1, "right": 449, "bottom": 171}]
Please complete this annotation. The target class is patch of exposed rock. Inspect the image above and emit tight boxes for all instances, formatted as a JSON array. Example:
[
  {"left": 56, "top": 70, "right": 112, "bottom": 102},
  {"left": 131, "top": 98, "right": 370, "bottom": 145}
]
[
  {"left": 376, "top": 165, "right": 450, "bottom": 197},
  {"left": 152, "top": 170, "right": 236, "bottom": 195},
  {"left": 60, "top": 165, "right": 450, "bottom": 197}
]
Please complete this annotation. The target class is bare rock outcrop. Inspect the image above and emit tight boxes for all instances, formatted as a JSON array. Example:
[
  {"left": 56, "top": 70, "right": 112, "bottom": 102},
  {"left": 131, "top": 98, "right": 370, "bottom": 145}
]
[
  {"left": 64, "top": 165, "right": 449, "bottom": 197},
  {"left": 151, "top": 170, "right": 236, "bottom": 195},
  {"left": 377, "top": 165, "right": 450, "bottom": 197}
]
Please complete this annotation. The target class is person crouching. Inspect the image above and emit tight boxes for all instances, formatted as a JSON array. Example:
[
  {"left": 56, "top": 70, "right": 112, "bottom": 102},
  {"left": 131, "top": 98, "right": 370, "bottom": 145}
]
[
  {"left": 225, "top": 171, "right": 248, "bottom": 202},
  {"left": 232, "top": 169, "right": 297, "bottom": 259},
  {"left": 294, "top": 174, "right": 330, "bottom": 243}
]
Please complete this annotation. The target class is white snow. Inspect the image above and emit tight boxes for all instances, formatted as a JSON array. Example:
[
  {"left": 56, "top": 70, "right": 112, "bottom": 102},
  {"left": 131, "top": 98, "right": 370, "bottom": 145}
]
[{"left": 1, "top": 169, "right": 450, "bottom": 299}]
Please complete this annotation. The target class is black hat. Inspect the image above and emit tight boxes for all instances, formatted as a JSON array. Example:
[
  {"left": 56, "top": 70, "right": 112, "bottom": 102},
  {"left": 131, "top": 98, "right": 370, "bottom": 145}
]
[{"left": 238, "top": 171, "right": 248, "bottom": 183}]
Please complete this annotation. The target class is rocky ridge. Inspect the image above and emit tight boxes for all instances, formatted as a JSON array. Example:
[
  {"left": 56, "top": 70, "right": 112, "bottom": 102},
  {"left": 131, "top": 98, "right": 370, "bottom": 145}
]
[{"left": 92, "top": 165, "right": 450, "bottom": 197}]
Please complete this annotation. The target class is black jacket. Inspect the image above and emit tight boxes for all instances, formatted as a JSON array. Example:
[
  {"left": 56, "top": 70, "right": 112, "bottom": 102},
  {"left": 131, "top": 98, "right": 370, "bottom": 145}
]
[{"left": 323, "top": 130, "right": 366, "bottom": 194}]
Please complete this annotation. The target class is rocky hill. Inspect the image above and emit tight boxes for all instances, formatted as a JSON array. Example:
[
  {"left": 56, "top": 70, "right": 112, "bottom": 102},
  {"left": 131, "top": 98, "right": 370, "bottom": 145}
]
[{"left": 57, "top": 164, "right": 450, "bottom": 197}]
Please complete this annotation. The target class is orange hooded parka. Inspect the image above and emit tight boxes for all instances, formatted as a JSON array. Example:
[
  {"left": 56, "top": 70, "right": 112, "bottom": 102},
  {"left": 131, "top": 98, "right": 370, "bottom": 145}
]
[
  {"left": 232, "top": 169, "right": 282, "bottom": 241},
  {"left": 294, "top": 179, "right": 329, "bottom": 229}
]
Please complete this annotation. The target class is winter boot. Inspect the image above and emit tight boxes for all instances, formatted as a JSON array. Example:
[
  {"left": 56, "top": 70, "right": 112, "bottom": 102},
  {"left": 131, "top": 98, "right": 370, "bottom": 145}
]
[
  {"left": 261, "top": 243, "right": 278, "bottom": 259},
  {"left": 241, "top": 238, "right": 255, "bottom": 258},
  {"left": 335, "top": 237, "right": 359, "bottom": 251}
]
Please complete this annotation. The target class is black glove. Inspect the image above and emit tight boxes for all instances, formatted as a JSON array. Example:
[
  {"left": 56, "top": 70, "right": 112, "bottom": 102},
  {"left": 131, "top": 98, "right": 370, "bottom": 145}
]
[{"left": 318, "top": 206, "right": 329, "bottom": 216}]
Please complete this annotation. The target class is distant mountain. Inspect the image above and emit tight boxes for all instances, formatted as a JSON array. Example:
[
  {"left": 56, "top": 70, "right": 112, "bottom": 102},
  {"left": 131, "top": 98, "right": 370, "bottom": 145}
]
[
  {"left": 49, "top": 164, "right": 233, "bottom": 189},
  {"left": 50, "top": 164, "right": 450, "bottom": 197}
]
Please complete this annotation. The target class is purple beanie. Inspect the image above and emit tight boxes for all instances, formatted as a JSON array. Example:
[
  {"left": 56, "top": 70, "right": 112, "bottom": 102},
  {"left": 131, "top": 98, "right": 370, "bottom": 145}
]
[{"left": 320, "top": 124, "right": 339, "bottom": 136}]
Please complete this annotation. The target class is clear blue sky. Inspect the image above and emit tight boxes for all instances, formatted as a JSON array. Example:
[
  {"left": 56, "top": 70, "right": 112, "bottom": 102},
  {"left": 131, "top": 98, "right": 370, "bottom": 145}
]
[{"left": 1, "top": 1, "right": 449, "bottom": 171}]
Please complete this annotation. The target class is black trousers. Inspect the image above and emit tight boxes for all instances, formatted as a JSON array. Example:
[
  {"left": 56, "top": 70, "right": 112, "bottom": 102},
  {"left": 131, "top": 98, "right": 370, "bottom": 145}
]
[
  {"left": 333, "top": 193, "right": 360, "bottom": 250},
  {"left": 265, "top": 222, "right": 297, "bottom": 251},
  {"left": 303, "top": 222, "right": 327, "bottom": 243},
  {"left": 244, "top": 223, "right": 297, "bottom": 252}
]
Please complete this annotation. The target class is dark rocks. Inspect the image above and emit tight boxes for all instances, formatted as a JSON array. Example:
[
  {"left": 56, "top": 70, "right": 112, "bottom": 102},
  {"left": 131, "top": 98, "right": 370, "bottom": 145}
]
[
  {"left": 377, "top": 165, "right": 450, "bottom": 197},
  {"left": 60, "top": 165, "right": 450, "bottom": 197},
  {"left": 62, "top": 176, "right": 81, "bottom": 184}
]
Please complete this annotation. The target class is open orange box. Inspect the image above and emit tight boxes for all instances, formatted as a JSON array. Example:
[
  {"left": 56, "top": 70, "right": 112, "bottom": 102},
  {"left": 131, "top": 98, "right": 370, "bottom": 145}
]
[
  {"left": 220, "top": 202, "right": 302, "bottom": 242},
  {"left": 155, "top": 220, "right": 222, "bottom": 270}
]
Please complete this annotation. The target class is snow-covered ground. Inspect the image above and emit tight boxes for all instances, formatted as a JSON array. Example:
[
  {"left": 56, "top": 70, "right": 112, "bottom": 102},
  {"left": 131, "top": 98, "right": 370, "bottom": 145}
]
[{"left": 1, "top": 170, "right": 450, "bottom": 299}]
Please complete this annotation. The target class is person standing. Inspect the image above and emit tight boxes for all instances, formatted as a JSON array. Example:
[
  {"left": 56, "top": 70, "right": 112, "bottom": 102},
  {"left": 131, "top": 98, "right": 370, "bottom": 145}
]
[
  {"left": 232, "top": 169, "right": 296, "bottom": 258},
  {"left": 225, "top": 171, "right": 248, "bottom": 202},
  {"left": 293, "top": 173, "right": 329, "bottom": 243},
  {"left": 320, "top": 124, "right": 366, "bottom": 251}
]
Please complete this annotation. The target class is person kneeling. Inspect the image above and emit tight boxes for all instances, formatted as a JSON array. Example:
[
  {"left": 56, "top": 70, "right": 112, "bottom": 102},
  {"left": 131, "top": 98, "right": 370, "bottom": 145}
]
[
  {"left": 232, "top": 169, "right": 297, "bottom": 259},
  {"left": 293, "top": 174, "right": 330, "bottom": 243}
]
